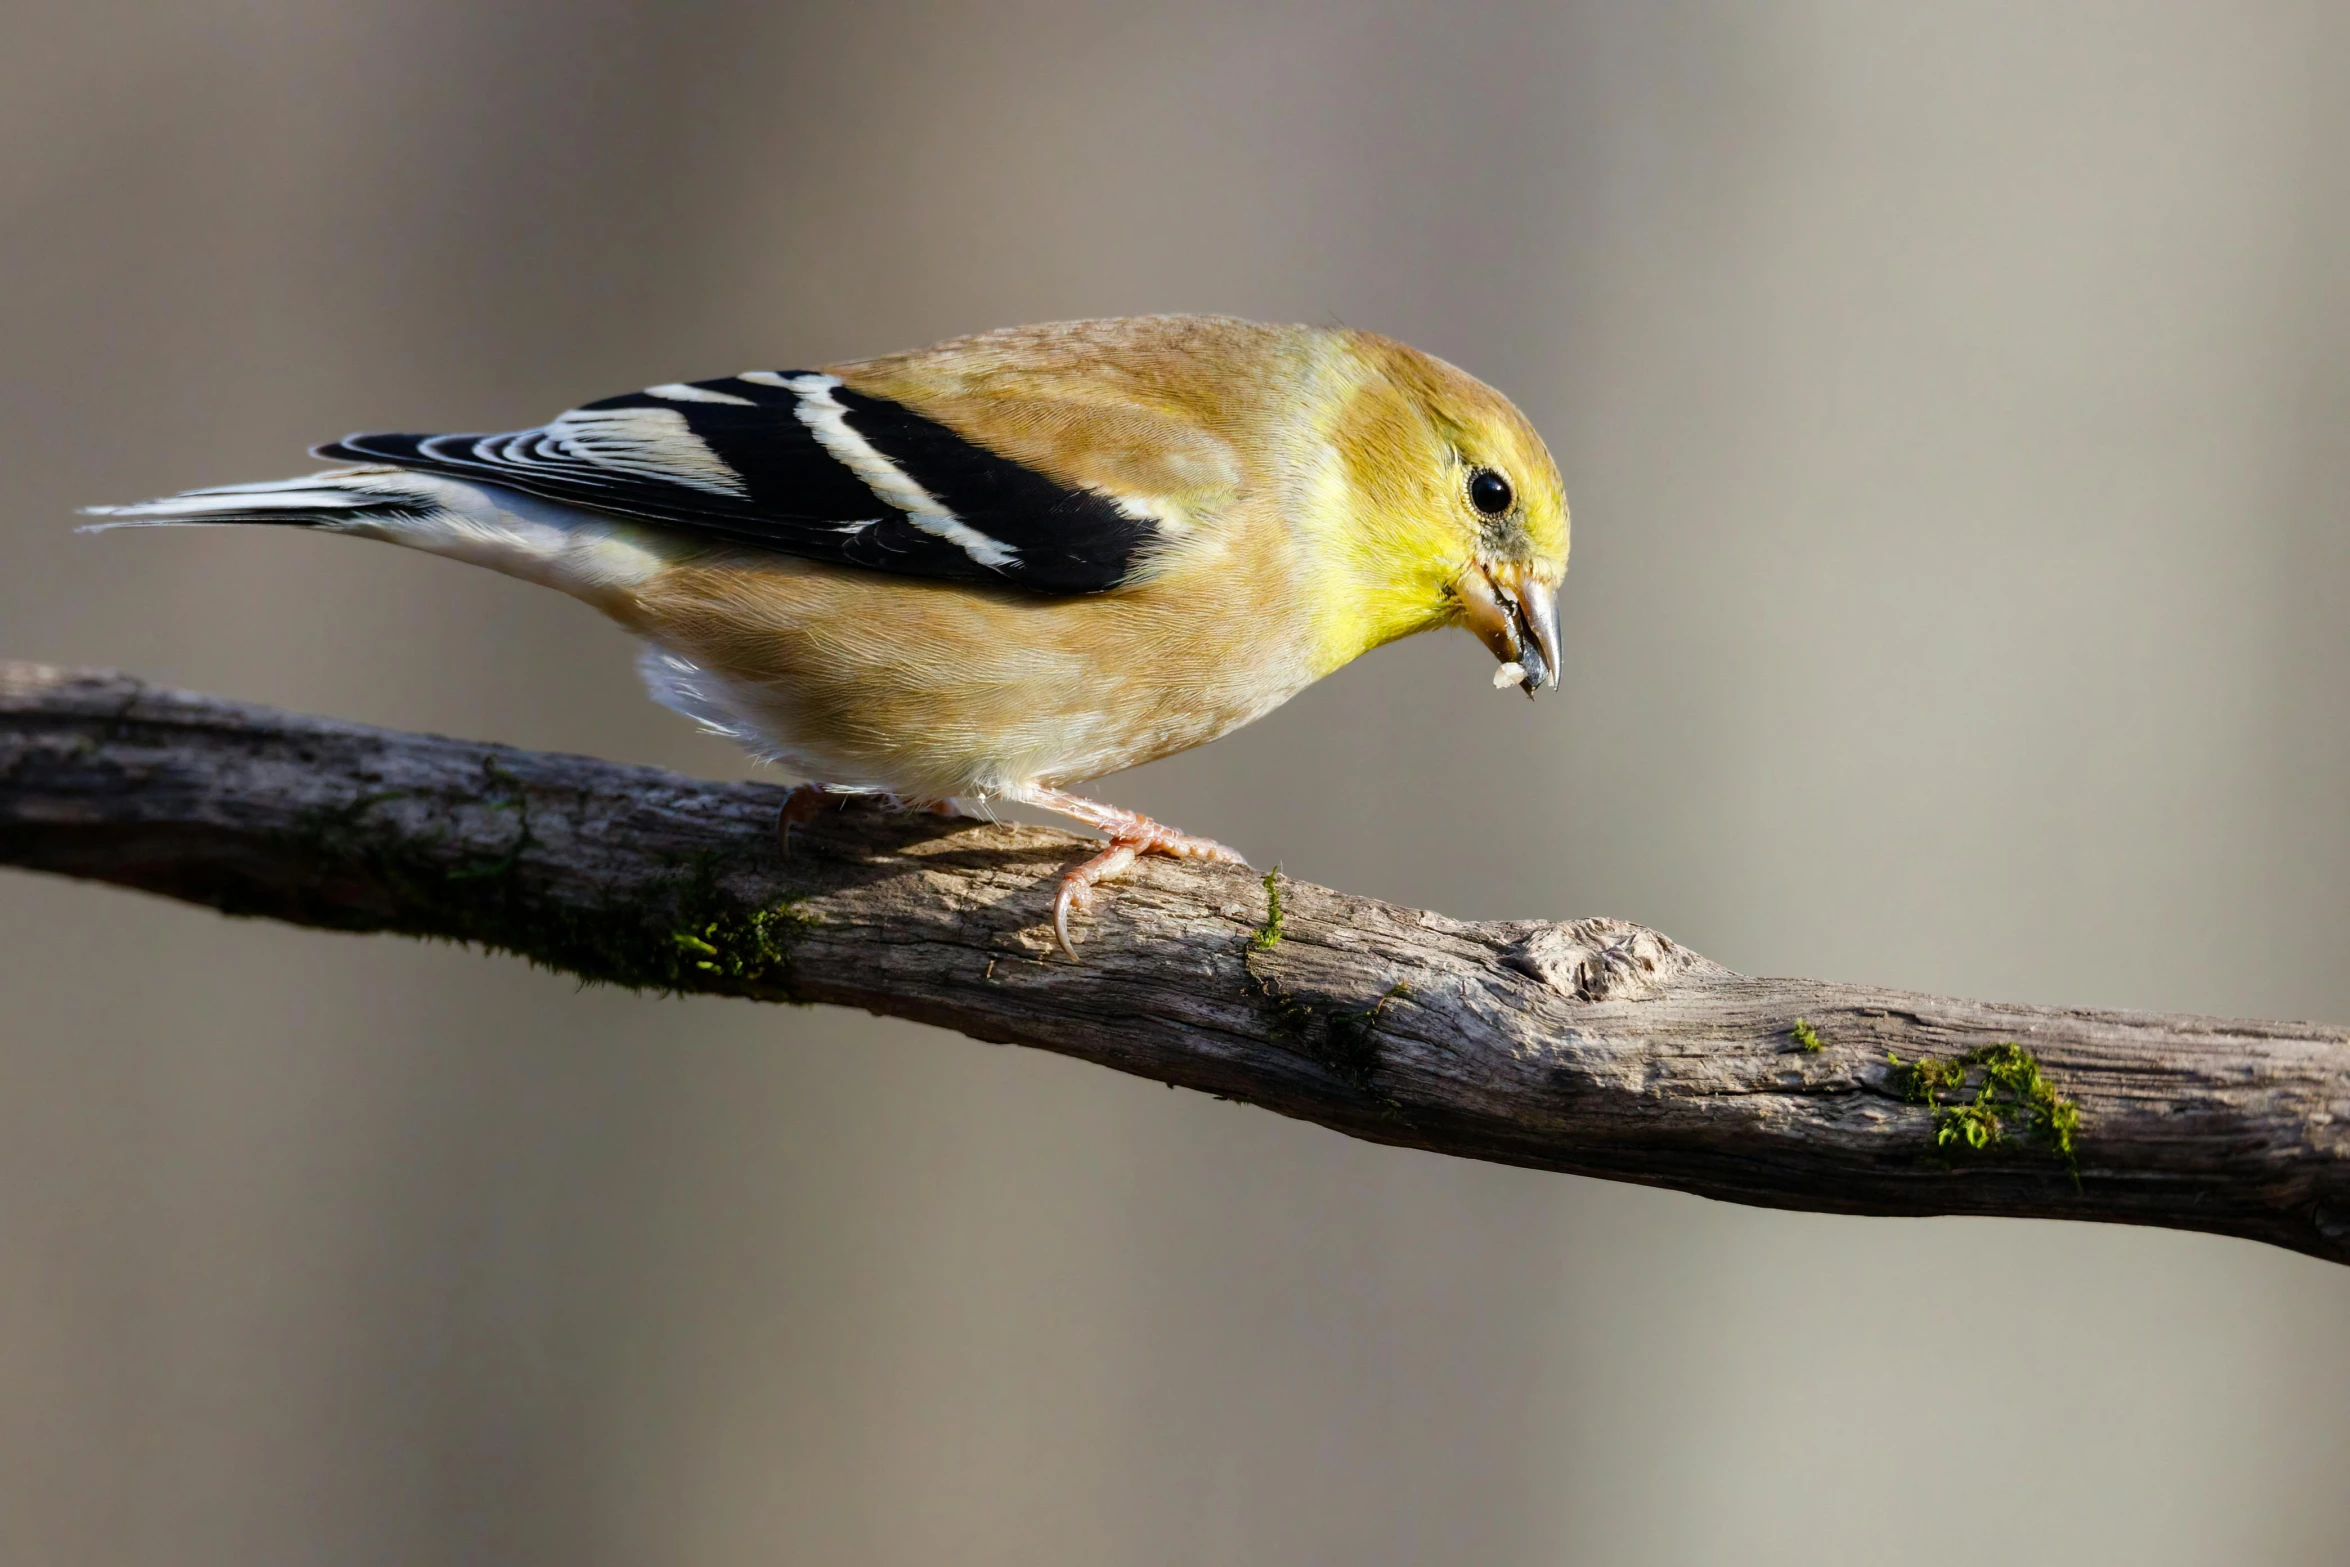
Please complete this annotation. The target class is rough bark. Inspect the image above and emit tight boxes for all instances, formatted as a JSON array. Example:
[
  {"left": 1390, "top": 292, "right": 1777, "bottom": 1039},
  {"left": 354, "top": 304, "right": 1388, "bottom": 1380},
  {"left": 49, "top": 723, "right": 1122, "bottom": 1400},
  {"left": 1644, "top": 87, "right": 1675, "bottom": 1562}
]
[{"left": 3, "top": 661, "right": 2345, "bottom": 1265}]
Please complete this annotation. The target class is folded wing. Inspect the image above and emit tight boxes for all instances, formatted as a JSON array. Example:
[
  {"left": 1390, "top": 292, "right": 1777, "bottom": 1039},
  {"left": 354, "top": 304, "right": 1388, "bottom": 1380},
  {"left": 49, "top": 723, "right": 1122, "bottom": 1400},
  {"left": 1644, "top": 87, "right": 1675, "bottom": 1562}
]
[{"left": 316, "top": 370, "right": 1176, "bottom": 594}]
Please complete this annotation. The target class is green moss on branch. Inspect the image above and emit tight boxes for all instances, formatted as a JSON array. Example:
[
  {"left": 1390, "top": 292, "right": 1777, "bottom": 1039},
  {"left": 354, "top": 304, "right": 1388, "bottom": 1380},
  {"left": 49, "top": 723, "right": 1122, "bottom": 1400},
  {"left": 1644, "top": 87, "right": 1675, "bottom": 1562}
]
[
  {"left": 1888, "top": 1042, "right": 2082, "bottom": 1184},
  {"left": 278, "top": 772, "right": 810, "bottom": 995},
  {"left": 1252, "top": 866, "right": 1285, "bottom": 949}
]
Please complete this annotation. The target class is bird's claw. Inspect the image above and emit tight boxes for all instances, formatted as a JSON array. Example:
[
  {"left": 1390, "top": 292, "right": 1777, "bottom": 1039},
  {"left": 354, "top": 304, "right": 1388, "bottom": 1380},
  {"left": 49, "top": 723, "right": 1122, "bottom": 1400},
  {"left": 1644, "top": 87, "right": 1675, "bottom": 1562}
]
[
  {"left": 780, "top": 787, "right": 976, "bottom": 860},
  {"left": 1050, "top": 824, "right": 1247, "bottom": 960},
  {"left": 775, "top": 783, "right": 843, "bottom": 858}
]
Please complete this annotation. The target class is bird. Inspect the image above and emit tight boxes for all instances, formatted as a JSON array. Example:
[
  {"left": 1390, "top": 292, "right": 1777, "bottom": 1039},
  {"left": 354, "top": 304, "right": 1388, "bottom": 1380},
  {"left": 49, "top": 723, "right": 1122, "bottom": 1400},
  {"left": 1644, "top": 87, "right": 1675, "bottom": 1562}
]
[{"left": 84, "top": 315, "right": 1569, "bottom": 957}]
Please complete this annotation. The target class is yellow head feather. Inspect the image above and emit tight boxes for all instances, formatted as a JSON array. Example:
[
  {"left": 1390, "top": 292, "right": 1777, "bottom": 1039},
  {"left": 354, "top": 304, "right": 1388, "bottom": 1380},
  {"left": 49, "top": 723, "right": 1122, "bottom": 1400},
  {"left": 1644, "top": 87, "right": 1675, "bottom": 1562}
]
[{"left": 1301, "top": 330, "right": 1569, "bottom": 673}]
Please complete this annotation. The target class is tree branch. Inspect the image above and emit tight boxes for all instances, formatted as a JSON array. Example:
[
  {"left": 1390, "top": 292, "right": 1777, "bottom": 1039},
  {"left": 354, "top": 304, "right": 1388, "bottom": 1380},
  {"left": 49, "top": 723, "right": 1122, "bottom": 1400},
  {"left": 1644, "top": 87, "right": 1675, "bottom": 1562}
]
[{"left": 4, "top": 660, "right": 2346, "bottom": 1265}]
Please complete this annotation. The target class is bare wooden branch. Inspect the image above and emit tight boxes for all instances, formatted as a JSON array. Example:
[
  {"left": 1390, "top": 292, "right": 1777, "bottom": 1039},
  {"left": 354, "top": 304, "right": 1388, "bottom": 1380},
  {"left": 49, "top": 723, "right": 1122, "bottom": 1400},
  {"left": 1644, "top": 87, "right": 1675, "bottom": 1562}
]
[{"left": 4, "top": 660, "right": 2346, "bottom": 1265}]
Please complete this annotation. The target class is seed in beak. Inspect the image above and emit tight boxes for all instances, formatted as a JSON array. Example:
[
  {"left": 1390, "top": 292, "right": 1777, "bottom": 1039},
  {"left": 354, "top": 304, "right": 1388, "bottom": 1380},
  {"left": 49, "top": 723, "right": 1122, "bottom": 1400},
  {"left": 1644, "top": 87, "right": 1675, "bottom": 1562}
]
[{"left": 1456, "top": 564, "right": 1562, "bottom": 695}]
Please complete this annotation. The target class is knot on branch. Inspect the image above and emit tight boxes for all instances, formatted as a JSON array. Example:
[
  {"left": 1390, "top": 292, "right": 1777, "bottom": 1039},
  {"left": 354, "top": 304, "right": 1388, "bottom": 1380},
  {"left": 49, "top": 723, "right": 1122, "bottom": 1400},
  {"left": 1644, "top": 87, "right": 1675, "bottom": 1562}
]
[{"left": 1499, "top": 918, "right": 1727, "bottom": 1002}]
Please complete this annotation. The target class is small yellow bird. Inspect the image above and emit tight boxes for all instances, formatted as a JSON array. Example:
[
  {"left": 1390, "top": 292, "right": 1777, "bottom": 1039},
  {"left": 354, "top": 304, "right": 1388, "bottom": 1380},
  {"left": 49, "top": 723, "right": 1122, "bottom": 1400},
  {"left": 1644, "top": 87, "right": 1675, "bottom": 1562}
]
[{"left": 88, "top": 316, "right": 1569, "bottom": 955}]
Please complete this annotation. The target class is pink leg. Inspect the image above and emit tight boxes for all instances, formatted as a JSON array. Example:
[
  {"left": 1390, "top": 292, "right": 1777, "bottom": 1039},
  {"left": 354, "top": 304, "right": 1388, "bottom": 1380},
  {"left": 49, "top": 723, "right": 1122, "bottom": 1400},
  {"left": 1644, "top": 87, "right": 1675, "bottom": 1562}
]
[{"left": 1019, "top": 786, "right": 1249, "bottom": 959}]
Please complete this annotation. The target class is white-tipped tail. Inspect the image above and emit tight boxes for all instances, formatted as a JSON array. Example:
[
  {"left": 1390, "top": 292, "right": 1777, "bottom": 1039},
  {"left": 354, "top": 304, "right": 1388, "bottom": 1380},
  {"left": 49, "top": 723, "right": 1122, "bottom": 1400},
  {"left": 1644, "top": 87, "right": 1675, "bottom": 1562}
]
[
  {"left": 78, "top": 474, "right": 392, "bottom": 526},
  {"left": 82, "top": 467, "right": 673, "bottom": 596}
]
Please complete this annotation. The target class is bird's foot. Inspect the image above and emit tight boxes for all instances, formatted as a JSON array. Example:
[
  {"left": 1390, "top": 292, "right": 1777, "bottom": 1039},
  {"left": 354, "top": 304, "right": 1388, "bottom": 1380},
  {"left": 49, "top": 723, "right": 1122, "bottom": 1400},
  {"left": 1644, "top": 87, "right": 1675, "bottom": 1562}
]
[
  {"left": 1021, "top": 788, "right": 1248, "bottom": 960},
  {"left": 775, "top": 783, "right": 849, "bottom": 856},
  {"left": 778, "top": 786, "right": 975, "bottom": 856}
]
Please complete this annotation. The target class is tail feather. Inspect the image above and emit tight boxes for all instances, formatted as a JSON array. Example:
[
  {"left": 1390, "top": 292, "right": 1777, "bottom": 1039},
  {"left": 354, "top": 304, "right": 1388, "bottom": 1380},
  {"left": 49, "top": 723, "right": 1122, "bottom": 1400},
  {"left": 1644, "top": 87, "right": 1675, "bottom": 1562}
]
[
  {"left": 80, "top": 468, "right": 451, "bottom": 532},
  {"left": 81, "top": 467, "right": 671, "bottom": 596}
]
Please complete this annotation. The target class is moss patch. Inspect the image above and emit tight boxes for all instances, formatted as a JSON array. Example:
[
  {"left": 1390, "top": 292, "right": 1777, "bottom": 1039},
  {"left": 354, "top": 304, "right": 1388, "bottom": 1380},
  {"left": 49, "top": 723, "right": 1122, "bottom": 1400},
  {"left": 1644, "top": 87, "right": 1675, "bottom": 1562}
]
[
  {"left": 667, "top": 902, "right": 809, "bottom": 985},
  {"left": 1252, "top": 866, "right": 1286, "bottom": 949},
  {"left": 1238, "top": 864, "right": 1405, "bottom": 1101},
  {"left": 1790, "top": 1017, "right": 1826, "bottom": 1053},
  {"left": 277, "top": 771, "right": 812, "bottom": 996},
  {"left": 1888, "top": 1042, "right": 2081, "bottom": 1185},
  {"left": 470, "top": 848, "right": 813, "bottom": 995}
]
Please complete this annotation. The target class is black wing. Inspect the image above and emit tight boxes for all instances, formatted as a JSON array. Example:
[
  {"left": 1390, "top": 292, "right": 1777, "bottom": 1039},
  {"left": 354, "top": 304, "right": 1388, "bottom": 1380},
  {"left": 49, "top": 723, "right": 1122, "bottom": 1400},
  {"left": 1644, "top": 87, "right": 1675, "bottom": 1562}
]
[{"left": 316, "top": 371, "right": 1155, "bottom": 594}]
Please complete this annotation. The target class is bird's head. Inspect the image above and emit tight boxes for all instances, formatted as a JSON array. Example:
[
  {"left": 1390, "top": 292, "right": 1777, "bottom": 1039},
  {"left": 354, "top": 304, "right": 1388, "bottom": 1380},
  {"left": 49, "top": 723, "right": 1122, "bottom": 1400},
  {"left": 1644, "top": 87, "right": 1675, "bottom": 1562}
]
[{"left": 1312, "top": 331, "right": 1569, "bottom": 695}]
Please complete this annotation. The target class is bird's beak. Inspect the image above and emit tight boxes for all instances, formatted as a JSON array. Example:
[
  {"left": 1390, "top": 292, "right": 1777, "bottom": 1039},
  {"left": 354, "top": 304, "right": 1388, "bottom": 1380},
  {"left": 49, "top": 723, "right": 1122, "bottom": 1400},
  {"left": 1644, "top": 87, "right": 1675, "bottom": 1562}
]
[{"left": 1454, "top": 562, "right": 1561, "bottom": 696}]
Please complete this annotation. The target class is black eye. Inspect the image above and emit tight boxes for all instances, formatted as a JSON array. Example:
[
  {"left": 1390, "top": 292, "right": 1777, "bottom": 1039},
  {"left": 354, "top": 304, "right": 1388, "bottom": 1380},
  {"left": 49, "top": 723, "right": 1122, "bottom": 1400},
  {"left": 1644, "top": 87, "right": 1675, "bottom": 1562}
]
[{"left": 1468, "top": 468, "right": 1513, "bottom": 517}]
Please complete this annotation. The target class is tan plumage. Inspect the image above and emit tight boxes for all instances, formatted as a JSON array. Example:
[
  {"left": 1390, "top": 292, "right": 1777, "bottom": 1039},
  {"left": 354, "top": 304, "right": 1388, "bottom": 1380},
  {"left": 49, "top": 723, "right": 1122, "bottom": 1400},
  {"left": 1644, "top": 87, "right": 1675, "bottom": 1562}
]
[{"left": 87, "top": 315, "right": 1570, "bottom": 953}]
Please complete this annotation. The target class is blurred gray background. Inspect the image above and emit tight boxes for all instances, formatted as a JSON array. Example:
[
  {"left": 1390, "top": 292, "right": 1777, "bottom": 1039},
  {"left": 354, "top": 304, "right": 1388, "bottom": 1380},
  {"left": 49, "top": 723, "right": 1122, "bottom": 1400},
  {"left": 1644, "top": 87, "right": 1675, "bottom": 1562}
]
[{"left": 3, "top": 2, "right": 2346, "bottom": 1562}]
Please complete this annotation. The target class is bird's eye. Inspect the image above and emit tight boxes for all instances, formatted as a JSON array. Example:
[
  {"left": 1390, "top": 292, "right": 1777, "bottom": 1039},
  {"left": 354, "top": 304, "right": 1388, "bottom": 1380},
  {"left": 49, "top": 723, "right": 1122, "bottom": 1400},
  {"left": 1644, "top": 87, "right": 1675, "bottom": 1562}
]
[{"left": 1468, "top": 468, "right": 1514, "bottom": 518}]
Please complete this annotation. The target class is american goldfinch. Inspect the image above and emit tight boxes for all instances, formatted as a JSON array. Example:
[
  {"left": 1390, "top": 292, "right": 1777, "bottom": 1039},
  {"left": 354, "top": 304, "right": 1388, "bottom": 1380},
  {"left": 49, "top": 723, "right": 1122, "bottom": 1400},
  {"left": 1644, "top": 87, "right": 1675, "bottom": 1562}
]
[{"left": 86, "top": 315, "right": 1569, "bottom": 956}]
